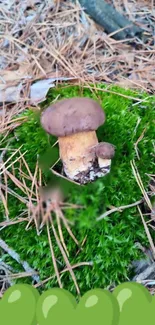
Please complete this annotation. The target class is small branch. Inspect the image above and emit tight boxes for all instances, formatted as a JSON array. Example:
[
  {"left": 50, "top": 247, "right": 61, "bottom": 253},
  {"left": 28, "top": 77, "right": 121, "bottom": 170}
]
[
  {"left": 133, "top": 263, "right": 155, "bottom": 282},
  {"left": 0, "top": 237, "right": 40, "bottom": 283},
  {"left": 78, "top": 0, "right": 143, "bottom": 40},
  {"left": 97, "top": 199, "right": 142, "bottom": 221}
]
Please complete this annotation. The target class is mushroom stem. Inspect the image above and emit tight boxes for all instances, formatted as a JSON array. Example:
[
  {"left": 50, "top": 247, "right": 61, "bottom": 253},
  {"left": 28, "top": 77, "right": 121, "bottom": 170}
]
[
  {"left": 58, "top": 131, "right": 99, "bottom": 180},
  {"left": 98, "top": 157, "right": 111, "bottom": 169}
]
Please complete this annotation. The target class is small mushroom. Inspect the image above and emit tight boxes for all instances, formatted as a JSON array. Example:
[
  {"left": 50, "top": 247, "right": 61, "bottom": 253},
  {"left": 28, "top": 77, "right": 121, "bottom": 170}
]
[
  {"left": 40, "top": 97, "right": 105, "bottom": 181},
  {"left": 90, "top": 142, "right": 115, "bottom": 169}
]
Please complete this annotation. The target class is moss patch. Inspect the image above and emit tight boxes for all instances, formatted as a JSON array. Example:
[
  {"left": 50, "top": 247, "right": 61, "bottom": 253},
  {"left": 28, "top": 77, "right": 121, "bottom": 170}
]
[{"left": 0, "top": 84, "right": 155, "bottom": 297}]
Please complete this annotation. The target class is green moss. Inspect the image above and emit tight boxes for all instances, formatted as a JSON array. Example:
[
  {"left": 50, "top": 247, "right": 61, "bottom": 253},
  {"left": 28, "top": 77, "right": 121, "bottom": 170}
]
[{"left": 0, "top": 84, "right": 155, "bottom": 297}]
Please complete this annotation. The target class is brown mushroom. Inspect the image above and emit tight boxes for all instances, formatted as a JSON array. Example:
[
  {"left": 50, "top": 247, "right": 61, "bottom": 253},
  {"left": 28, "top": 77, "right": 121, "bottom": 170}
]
[
  {"left": 40, "top": 97, "right": 105, "bottom": 181},
  {"left": 90, "top": 142, "right": 115, "bottom": 169}
]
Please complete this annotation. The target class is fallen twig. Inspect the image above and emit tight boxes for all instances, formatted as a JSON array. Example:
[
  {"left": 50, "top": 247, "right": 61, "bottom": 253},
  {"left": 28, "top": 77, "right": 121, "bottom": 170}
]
[
  {"left": 133, "top": 263, "right": 155, "bottom": 282},
  {"left": 0, "top": 237, "right": 40, "bottom": 283},
  {"left": 96, "top": 199, "right": 142, "bottom": 221}
]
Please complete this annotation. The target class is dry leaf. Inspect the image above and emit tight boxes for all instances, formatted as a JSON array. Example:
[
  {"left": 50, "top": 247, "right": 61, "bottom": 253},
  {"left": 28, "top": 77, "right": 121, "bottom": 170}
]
[
  {"left": 30, "top": 77, "right": 75, "bottom": 104},
  {"left": 30, "top": 79, "right": 55, "bottom": 104},
  {"left": 0, "top": 65, "right": 31, "bottom": 83},
  {"left": 0, "top": 84, "right": 23, "bottom": 103}
]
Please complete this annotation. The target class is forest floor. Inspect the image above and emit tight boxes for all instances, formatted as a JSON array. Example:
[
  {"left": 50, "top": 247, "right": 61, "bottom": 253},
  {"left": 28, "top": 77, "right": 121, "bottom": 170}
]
[{"left": 0, "top": 0, "right": 155, "bottom": 298}]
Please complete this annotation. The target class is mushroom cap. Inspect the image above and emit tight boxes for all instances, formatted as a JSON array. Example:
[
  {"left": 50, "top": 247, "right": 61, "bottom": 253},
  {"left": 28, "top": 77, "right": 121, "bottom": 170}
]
[
  {"left": 41, "top": 97, "right": 105, "bottom": 137},
  {"left": 93, "top": 142, "right": 115, "bottom": 159}
]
